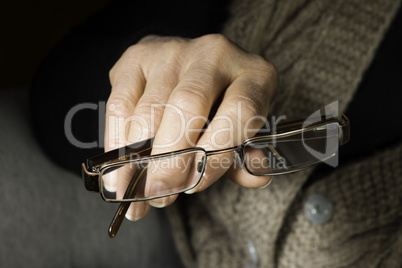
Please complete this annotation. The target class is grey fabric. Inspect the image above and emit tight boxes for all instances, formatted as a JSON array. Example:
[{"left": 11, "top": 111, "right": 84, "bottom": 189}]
[{"left": 0, "top": 88, "right": 183, "bottom": 268}]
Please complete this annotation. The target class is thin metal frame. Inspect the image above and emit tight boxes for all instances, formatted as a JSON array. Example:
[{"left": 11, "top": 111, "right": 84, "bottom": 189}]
[{"left": 81, "top": 114, "right": 349, "bottom": 238}]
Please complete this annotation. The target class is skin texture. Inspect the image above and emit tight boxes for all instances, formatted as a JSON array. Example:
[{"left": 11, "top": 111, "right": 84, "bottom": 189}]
[{"left": 105, "top": 34, "right": 278, "bottom": 221}]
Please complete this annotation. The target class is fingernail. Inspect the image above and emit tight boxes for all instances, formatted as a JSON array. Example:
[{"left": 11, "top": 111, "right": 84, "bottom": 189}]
[
  {"left": 185, "top": 174, "right": 204, "bottom": 194},
  {"left": 149, "top": 197, "right": 170, "bottom": 208},
  {"left": 184, "top": 186, "right": 198, "bottom": 194},
  {"left": 102, "top": 172, "right": 117, "bottom": 192},
  {"left": 148, "top": 181, "right": 170, "bottom": 208},
  {"left": 104, "top": 184, "right": 116, "bottom": 192},
  {"left": 184, "top": 172, "right": 203, "bottom": 194},
  {"left": 125, "top": 213, "right": 141, "bottom": 221},
  {"left": 185, "top": 182, "right": 203, "bottom": 194},
  {"left": 125, "top": 202, "right": 149, "bottom": 221}
]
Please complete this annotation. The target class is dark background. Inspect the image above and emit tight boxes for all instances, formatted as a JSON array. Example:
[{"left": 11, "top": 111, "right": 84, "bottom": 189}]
[{"left": 0, "top": 0, "right": 111, "bottom": 88}]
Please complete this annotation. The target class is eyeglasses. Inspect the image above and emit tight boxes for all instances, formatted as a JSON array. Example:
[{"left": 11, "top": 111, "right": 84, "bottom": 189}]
[{"left": 82, "top": 114, "right": 350, "bottom": 237}]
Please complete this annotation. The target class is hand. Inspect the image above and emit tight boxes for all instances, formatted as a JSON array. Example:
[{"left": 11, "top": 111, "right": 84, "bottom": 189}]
[{"left": 105, "top": 34, "right": 278, "bottom": 221}]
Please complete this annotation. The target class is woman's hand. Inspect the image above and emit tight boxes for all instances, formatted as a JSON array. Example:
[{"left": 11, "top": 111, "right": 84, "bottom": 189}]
[{"left": 105, "top": 34, "right": 278, "bottom": 221}]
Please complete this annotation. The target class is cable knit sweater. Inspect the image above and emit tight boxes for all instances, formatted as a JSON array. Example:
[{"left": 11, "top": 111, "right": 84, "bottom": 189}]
[
  {"left": 30, "top": 0, "right": 401, "bottom": 266},
  {"left": 166, "top": 0, "right": 402, "bottom": 267}
]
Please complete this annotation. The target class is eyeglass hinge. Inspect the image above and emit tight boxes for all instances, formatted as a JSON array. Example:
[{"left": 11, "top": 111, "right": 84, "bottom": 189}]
[{"left": 82, "top": 163, "right": 100, "bottom": 193}]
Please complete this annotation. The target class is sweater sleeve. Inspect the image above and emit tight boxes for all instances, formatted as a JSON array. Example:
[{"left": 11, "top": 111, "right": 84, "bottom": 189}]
[{"left": 30, "top": 0, "right": 230, "bottom": 175}]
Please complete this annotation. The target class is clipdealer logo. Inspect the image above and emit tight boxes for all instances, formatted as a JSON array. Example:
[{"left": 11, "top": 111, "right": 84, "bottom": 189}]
[{"left": 64, "top": 100, "right": 341, "bottom": 168}]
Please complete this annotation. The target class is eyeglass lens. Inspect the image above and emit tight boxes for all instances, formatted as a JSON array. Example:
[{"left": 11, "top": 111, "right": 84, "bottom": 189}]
[
  {"left": 244, "top": 122, "right": 339, "bottom": 175},
  {"left": 100, "top": 150, "right": 206, "bottom": 202}
]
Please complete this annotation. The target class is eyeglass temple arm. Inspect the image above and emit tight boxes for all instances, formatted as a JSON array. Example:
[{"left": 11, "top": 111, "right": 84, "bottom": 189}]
[{"left": 108, "top": 167, "right": 146, "bottom": 238}]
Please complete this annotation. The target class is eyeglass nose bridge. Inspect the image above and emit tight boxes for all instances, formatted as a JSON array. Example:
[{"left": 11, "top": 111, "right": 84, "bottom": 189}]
[{"left": 233, "top": 149, "right": 244, "bottom": 168}]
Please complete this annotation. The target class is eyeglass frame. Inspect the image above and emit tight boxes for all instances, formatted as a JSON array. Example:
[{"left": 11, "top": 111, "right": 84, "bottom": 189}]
[
  {"left": 82, "top": 113, "right": 350, "bottom": 202},
  {"left": 83, "top": 113, "right": 349, "bottom": 238}
]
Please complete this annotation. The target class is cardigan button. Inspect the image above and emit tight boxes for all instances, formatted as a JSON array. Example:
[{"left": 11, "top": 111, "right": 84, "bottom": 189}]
[
  {"left": 304, "top": 194, "right": 333, "bottom": 224},
  {"left": 245, "top": 239, "right": 259, "bottom": 268}
]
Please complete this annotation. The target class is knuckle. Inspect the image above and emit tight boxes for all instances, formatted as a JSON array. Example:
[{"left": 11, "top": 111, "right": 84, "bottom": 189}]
[
  {"left": 109, "top": 65, "right": 116, "bottom": 81},
  {"left": 250, "top": 56, "right": 275, "bottom": 78},
  {"left": 109, "top": 45, "right": 145, "bottom": 85},
  {"left": 133, "top": 104, "right": 152, "bottom": 119},
  {"left": 107, "top": 91, "right": 137, "bottom": 116},
  {"left": 249, "top": 56, "right": 278, "bottom": 88},
  {"left": 124, "top": 44, "right": 149, "bottom": 66},
  {"left": 125, "top": 43, "right": 148, "bottom": 58},
  {"left": 137, "top": 34, "right": 160, "bottom": 43},
  {"left": 239, "top": 56, "right": 279, "bottom": 102},
  {"left": 164, "top": 37, "right": 188, "bottom": 48},
  {"left": 194, "top": 34, "right": 233, "bottom": 66},
  {"left": 171, "top": 81, "right": 211, "bottom": 112},
  {"left": 135, "top": 98, "right": 165, "bottom": 121},
  {"left": 199, "top": 34, "right": 231, "bottom": 48},
  {"left": 225, "top": 94, "right": 264, "bottom": 125}
]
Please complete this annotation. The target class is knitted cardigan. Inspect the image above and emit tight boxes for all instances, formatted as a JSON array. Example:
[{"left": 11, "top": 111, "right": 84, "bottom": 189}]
[{"left": 166, "top": 0, "right": 402, "bottom": 267}]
